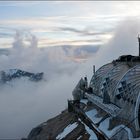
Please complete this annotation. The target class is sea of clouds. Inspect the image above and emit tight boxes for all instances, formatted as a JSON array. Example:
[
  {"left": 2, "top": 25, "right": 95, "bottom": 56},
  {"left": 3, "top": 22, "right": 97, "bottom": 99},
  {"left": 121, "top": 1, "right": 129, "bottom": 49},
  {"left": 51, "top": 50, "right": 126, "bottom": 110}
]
[{"left": 0, "top": 18, "right": 139, "bottom": 139}]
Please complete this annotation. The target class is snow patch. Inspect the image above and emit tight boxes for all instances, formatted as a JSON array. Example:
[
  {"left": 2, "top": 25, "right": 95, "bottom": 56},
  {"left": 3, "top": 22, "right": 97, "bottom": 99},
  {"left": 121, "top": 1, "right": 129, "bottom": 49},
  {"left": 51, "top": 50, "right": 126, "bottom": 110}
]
[
  {"left": 99, "top": 117, "right": 133, "bottom": 139},
  {"left": 85, "top": 125, "right": 98, "bottom": 140},
  {"left": 86, "top": 108, "right": 103, "bottom": 124},
  {"left": 77, "top": 135, "right": 82, "bottom": 140},
  {"left": 56, "top": 122, "right": 78, "bottom": 140},
  {"left": 4, "top": 69, "right": 18, "bottom": 76},
  {"left": 80, "top": 99, "right": 88, "bottom": 105},
  {"left": 78, "top": 118, "right": 98, "bottom": 140}
]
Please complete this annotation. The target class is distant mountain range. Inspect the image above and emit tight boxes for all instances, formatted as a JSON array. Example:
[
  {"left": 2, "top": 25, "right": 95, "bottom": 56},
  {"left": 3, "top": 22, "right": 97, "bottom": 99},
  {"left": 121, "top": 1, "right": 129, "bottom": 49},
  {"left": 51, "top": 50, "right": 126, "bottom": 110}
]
[{"left": 0, "top": 69, "right": 44, "bottom": 83}]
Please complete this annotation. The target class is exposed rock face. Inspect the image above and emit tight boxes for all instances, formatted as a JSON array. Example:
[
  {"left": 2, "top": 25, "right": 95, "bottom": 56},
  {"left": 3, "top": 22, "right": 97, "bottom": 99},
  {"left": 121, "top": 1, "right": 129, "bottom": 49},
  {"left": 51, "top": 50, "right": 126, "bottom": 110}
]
[
  {"left": 27, "top": 110, "right": 90, "bottom": 140},
  {"left": 0, "top": 69, "right": 44, "bottom": 83}
]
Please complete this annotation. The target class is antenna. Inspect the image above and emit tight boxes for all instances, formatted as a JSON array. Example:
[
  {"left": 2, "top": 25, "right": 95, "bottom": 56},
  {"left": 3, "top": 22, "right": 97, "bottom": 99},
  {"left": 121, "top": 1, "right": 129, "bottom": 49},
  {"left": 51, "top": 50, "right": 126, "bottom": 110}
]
[
  {"left": 138, "top": 34, "right": 140, "bottom": 56},
  {"left": 93, "top": 65, "right": 95, "bottom": 75}
]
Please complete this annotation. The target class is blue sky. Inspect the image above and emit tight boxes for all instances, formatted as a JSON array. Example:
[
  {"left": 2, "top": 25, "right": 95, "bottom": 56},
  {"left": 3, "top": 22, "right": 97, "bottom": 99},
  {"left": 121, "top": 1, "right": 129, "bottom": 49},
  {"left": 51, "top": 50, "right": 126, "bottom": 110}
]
[
  {"left": 0, "top": 2, "right": 87, "bottom": 19},
  {"left": 0, "top": 1, "right": 140, "bottom": 49}
]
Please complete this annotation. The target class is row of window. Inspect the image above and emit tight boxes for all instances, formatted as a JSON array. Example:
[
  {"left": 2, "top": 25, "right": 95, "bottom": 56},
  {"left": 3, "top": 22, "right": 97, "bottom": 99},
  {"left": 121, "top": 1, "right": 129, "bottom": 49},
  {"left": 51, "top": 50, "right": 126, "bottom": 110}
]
[{"left": 116, "top": 80, "right": 136, "bottom": 104}]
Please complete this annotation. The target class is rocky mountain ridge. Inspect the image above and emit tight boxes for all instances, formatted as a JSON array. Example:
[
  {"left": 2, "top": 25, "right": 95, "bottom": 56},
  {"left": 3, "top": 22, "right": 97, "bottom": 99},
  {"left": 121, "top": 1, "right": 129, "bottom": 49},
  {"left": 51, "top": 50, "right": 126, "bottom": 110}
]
[{"left": 0, "top": 69, "right": 44, "bottom": 83}]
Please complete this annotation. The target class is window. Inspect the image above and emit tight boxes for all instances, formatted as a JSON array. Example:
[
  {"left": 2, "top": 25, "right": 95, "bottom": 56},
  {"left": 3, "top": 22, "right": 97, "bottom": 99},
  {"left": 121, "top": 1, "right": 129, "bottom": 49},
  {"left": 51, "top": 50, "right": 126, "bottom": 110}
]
[
  {"left": 127, "top": 98, "right": 130, "bottom": 102},
  {"left": 116, "top": 94, "right": 121, "bottom": 100}
]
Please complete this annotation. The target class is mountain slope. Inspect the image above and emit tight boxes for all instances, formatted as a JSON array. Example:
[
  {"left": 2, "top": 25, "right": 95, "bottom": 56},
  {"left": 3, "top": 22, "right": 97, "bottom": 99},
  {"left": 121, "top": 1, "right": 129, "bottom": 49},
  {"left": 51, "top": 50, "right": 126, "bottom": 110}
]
[{"left": 27, "top": 109, "right": 90, "bottom": 140}]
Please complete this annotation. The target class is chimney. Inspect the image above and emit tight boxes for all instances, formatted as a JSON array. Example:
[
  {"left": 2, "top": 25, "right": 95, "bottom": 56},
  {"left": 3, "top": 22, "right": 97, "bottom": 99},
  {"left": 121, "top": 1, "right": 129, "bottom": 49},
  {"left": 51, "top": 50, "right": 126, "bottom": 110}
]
[{"left": 138, "top": 35, "right": 140, "bottom": 56}]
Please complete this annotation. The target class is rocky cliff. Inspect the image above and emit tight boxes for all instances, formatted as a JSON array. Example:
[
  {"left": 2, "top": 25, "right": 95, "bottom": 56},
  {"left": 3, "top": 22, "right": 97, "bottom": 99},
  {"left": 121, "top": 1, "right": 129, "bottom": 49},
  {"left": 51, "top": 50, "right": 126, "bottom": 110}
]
[
  {"left": 27, "top": 109, "right": 90, "bottom": 140},
  {"left": 24, "top": 100, "right": 131, "bottom": 140}
]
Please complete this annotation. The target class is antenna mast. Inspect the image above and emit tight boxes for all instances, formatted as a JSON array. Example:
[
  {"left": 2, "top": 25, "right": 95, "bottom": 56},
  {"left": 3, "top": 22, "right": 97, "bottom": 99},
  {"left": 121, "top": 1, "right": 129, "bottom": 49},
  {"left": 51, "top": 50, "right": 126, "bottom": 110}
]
[
  {"left": 138, "top": 35, "right": 140, "bottom": 56},
  {"left": 93, "top": 65, "right": 95, "bottom": 75}
]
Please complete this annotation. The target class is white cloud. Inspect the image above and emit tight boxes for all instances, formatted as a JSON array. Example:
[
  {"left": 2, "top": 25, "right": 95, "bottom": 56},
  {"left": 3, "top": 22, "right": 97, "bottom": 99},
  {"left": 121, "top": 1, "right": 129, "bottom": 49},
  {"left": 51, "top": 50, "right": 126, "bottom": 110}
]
[{"left": 0, "top": 30, "right": 83, "bottom": 138}]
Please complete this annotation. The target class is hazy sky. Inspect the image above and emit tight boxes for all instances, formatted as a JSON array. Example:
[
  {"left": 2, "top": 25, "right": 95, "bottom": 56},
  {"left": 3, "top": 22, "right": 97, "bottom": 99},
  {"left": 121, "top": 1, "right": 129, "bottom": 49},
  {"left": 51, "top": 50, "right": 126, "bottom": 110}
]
[{"left": 0, "top": 1, "right": 140, "bottom": 48}]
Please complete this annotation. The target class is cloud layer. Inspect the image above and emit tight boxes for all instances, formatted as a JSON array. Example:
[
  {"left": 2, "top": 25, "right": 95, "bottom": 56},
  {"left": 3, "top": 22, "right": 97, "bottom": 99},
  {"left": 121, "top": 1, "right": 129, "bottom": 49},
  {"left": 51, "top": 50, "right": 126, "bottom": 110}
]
[
  {"left": 0, "top": 29, "right": 87, "bottom": 138},
  {"left": 0, "top": 18, "right": 140, "bottom": 139}
]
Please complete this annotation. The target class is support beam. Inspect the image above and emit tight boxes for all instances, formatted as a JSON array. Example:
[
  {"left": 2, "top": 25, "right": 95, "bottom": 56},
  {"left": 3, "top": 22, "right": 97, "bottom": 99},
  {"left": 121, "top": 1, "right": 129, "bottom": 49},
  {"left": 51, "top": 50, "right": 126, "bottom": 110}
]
[{"left": 138, "top": 35, "right": 140, "bottom": 56}]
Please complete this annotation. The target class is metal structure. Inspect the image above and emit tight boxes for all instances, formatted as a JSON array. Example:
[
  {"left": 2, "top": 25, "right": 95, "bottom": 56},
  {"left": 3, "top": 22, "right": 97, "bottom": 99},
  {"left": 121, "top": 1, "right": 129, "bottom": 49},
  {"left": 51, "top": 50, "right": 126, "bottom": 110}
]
[
  {"left": 72, "top": 38, "right": 140, "bottom": 138},
  {"left": 90, "top": 63, "right": 114, "bottom": 96}
]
